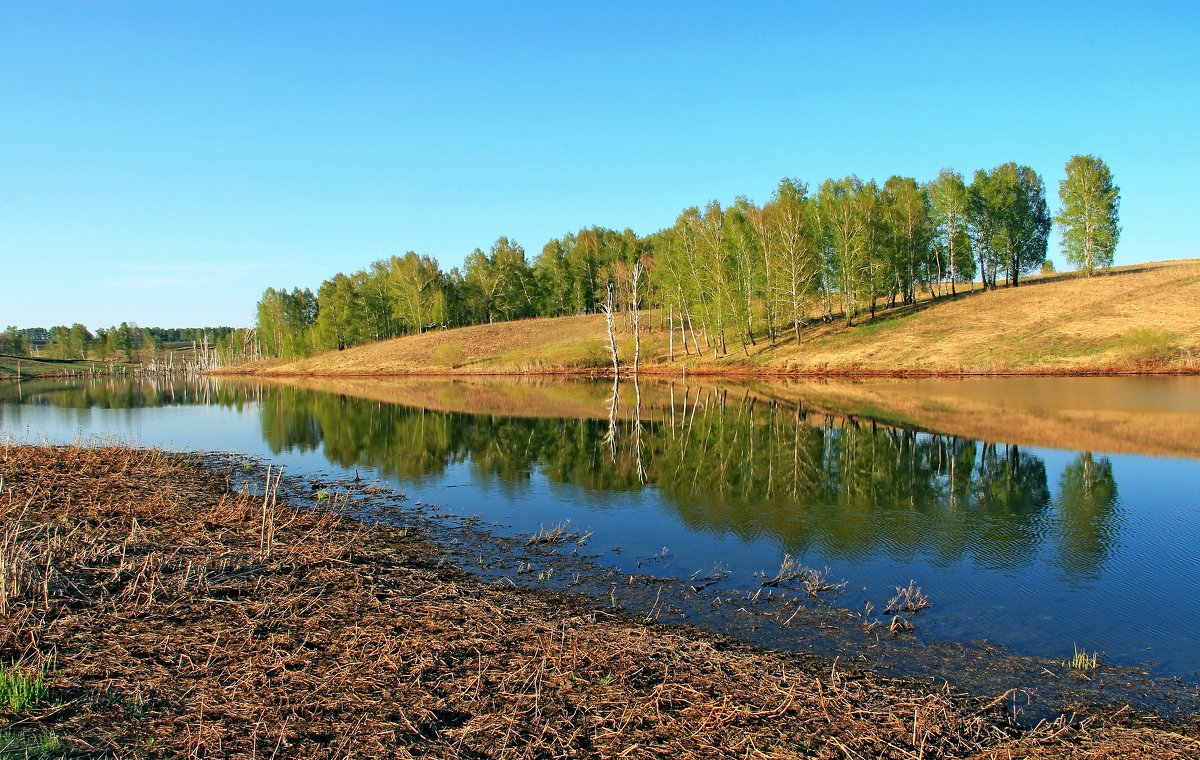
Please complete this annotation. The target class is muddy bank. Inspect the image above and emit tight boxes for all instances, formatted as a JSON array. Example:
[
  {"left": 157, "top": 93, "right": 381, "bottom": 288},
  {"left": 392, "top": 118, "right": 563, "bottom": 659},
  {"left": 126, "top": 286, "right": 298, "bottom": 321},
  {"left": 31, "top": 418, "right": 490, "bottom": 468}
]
[{"left": 1, "top": 445, "right": 1197, "bottom": 757}]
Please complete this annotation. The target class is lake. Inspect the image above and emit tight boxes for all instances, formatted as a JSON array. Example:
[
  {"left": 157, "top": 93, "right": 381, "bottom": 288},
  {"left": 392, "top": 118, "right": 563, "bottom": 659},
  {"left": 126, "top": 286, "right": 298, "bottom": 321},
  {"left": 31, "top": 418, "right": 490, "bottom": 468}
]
[{"left": 3, "top": 374, "right": 1199, "bottom": 689}]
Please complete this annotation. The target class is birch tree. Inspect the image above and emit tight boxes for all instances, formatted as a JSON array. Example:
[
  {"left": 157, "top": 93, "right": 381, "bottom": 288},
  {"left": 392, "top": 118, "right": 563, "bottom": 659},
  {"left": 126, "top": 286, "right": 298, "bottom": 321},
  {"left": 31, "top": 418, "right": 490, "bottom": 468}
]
[
  {"left": 1055, "top": 155, "right": 1120, "bottom": 275},
  {"left": 766, "top": 178, "right": 822, "bottom": 344},
  {"left": 928, "top": 169, "right": 973, "bottom": 295}
]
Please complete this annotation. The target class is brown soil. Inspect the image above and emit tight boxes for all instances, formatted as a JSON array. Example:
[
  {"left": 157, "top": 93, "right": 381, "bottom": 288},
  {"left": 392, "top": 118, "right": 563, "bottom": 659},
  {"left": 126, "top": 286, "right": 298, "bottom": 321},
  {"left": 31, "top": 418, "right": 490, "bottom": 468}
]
[{"left": 1, "top": 445, "right": 1197, "bottom": 757}]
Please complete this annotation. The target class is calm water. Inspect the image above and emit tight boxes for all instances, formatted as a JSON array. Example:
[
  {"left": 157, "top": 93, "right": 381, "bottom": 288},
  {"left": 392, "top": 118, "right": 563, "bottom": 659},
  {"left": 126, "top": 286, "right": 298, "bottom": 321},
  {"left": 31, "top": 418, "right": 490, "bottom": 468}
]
[{"left": 3, "top": 375, "right": 1199, "bottom": 680}]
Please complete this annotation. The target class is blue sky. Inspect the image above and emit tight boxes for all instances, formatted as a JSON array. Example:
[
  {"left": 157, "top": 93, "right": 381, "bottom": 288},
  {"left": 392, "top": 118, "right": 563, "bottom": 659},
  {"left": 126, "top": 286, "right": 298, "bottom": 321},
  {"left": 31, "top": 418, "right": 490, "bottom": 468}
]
[{"left": 2, "top": 1, "right": 1197, "bottom": 328}]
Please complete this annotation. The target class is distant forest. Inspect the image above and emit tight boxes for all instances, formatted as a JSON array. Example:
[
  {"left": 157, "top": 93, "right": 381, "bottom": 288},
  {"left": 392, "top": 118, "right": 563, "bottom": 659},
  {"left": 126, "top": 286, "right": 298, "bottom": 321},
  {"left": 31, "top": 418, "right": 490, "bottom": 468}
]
[
  {"left": 0, "top": 324, "right": 240, "bottom": 363},
  {"left": 254, "top": 157, "right": 1119, "bottom": 362}
]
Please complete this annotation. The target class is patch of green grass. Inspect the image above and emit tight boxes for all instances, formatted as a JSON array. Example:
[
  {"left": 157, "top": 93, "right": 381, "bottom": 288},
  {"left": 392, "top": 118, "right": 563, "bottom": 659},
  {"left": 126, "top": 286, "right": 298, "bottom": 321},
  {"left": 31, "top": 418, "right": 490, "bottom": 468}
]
[
  {"left": 0, "top": 663, "right": 51, "bottom": 711},
  {"left": 430, "top": 342, "right": 466, "bottom": 368},
  {"left": 1035, "top": 335, "right": 1107, "bottom": 362},
  {"left": 530, "top": 338, "right": 610, "bottom": 370},
  {"left": 1111, "top": 328, "right": 1179, "bottom": 364},
  {"left": 848, "top": 312, "right": 916, "bottom": 338},
  {"left": 0, "top": 730, "right": 64, "bottom": 758}
]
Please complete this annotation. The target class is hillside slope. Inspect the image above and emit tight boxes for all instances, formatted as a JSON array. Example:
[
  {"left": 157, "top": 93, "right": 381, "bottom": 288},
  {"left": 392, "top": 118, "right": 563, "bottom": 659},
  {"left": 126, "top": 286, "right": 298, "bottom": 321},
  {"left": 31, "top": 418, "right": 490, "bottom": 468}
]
[{"left": 234, "top": 260, "right": 1200, "bottom": 377}]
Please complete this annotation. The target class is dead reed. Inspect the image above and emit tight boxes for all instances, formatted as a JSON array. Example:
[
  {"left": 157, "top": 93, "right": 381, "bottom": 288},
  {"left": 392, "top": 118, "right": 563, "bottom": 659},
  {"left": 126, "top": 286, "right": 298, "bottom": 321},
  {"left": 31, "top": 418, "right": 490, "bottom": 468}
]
[{"left": 0, "top": 444, "right": 1196, "bottom": 758}]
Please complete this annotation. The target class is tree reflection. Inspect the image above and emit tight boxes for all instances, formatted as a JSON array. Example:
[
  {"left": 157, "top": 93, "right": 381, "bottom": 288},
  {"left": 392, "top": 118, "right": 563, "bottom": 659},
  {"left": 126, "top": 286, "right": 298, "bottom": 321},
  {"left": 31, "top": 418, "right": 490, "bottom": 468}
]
[
  {"left": 248, "top": 380, "right": 1120, "bottom": 574},
  {"left": 1054, "top": 453, "right": 1119, "bottom": 577},
  {"left": 0, "top": 376, "right": 255, "bottom": 410}
]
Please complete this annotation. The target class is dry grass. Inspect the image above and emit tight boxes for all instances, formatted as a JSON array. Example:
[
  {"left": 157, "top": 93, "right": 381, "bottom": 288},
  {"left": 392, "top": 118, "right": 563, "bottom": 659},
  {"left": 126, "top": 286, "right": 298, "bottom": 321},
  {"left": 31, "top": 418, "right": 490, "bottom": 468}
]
[
  {"left": 773, "top": 260, "right": 1200, "bottom": 374},
  {"left": 245, "top": 314, "right": 619, "bottom": 377},
  {"left": 221, "top": 260, "right": 1200, "bottom": 379},
  {"left": 1, "top": 444, "right": 1198, "bottom": 757},
  {"left": 756, "top": 376, "right": 1200, "bottom": 459}
]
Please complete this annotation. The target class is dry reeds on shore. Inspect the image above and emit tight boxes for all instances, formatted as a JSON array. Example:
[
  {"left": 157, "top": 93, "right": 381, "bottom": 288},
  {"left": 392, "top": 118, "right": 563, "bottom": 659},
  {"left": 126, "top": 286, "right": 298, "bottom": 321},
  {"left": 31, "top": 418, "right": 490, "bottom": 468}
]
[{"left": 0, "top": 444, "right": 1197, "bottom": 758}]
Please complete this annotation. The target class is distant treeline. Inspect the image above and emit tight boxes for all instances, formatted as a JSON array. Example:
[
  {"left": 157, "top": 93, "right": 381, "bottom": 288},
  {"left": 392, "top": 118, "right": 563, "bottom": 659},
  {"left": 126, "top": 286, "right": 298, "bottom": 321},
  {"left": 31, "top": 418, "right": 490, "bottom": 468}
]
[
  {"left": 242, "top": 156, "right": 1112, "bottom": 361},
  {"left": 0, "top": 324, "right": 242, "bottom": 362}
]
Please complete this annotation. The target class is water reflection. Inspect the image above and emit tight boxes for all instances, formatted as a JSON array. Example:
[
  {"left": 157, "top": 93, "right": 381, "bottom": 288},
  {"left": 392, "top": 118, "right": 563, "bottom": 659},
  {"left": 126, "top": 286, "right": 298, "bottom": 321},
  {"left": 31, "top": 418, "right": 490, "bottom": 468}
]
[
  {"left": 0, "top": 375, "right": 254, "bottom": 410},
  {"left": 244, "top": 379, "right": 1123, "bottom": 577},
  {"left": 1056, "top": 454, "right": 1119, "bottom": 578}
]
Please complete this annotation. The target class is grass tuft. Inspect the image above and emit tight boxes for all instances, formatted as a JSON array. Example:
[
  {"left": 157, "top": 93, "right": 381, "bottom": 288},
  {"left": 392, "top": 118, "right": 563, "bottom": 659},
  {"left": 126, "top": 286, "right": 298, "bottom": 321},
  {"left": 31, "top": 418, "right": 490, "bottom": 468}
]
[
  {"left": 1065, "top": 644, "right": 1100, "bottom": 671},
  {"left": 0, "top": 730, "right": 63, "bottom": 758},
  {"left": 0, "top": 663, "right": 51, "bottom": 711}
]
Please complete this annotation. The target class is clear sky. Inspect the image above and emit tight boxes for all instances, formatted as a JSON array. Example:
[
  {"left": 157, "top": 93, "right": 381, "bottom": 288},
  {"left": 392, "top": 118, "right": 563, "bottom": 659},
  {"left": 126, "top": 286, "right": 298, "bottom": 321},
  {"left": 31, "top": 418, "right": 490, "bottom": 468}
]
[{"left": 2, "top": 1, "right": 1197, "bottom": 329}]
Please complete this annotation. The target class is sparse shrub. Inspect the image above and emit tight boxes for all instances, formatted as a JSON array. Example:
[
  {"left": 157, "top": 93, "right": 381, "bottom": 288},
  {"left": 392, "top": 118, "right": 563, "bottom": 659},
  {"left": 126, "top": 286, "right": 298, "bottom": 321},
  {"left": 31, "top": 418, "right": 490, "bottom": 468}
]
[
  {"left": 431, "top": 342, "right": 466, "bottom": 368},
  {"left": 572, "top": 339, "right": 609, "bottom": 369},
  {"left": 885, "top": 580, "right": 930, "bottom": 614}
]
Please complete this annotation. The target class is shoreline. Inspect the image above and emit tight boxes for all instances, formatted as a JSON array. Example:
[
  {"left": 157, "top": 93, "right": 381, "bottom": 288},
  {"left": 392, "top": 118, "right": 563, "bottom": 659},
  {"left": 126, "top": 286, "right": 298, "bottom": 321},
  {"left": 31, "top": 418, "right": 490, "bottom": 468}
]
[
  {"left": 209, "top": 363, "right": 1200, "bottom": 380},
  {"left": 2, "top": 443, "right": 1198, "bottom": 757},
  {"left": 4, "top": 366, "right": 1198, "bottom": 384}
]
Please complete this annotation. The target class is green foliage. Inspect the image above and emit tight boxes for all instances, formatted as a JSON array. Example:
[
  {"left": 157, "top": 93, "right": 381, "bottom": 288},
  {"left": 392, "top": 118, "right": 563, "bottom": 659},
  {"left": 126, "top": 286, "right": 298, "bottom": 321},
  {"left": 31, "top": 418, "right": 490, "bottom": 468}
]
[
  {"left": 250, "top": 156, "right": 1085, "bottom": 360},
  {"left": 1040, "top": 259, "right": 1055, "bottom": 274},
  {"left": 0, "top": 663, "right": 50, "bottom": 711},
  {"left": 882, "top": 175, "right": 934, "bottom": 307},
  {"left": 1056, "top": 155, "right": 1120, "bottom": 275},
  {"left": 256, "top": 287, "right": 318, "bottom": 359},
  {"left": 763, "top": 178, "right": 822, "bottom": 343},
  {"left": 817, "top": 175, "right": 871, "bottom": 325},
  {"left": 928, "top": 169, "right": 976, "bottom": 291},
  {"left": 0, "top": 325, "right": 28, "bottom": 356},
  {"left": 968, "top": 164, "right": 1051, "bottom": 289},
  {"left": 464, "top": 237, "right": 537, "bottom": 324}
]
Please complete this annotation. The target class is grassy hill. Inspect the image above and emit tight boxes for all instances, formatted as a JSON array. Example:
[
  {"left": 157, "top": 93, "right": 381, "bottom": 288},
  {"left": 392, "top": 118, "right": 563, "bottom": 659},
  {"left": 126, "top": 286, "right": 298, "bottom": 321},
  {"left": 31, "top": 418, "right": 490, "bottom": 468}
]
[{"left": 232, "top": 259, "right": 1200, "bottom": 377}]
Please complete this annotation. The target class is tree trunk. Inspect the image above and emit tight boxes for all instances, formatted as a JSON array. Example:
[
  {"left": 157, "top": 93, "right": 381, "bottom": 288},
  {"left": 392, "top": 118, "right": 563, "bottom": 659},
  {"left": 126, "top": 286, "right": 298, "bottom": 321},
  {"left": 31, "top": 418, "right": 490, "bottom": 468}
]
[
  {"left": 631, "top": 261, "right": 642, "bottom": 375},
  {"left": 603, "top": 283, "right": 619, "bottom": 378},
  {"left": 686, "top": 308, "right": 701, "bottom": 355},
  {"left": 668, "top": 303, "right": 674, "bottom": 361}
]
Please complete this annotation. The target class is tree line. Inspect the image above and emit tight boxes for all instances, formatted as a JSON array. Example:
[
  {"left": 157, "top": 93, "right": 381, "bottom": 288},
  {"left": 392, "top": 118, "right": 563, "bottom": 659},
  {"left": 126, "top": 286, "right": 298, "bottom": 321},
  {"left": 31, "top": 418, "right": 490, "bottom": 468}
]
[
  {"left": 253, "top": 155, "right": 1119, "bottom": 360},
  {"left": 0, "top": 324, "right": 242, "bottom": 363}
]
